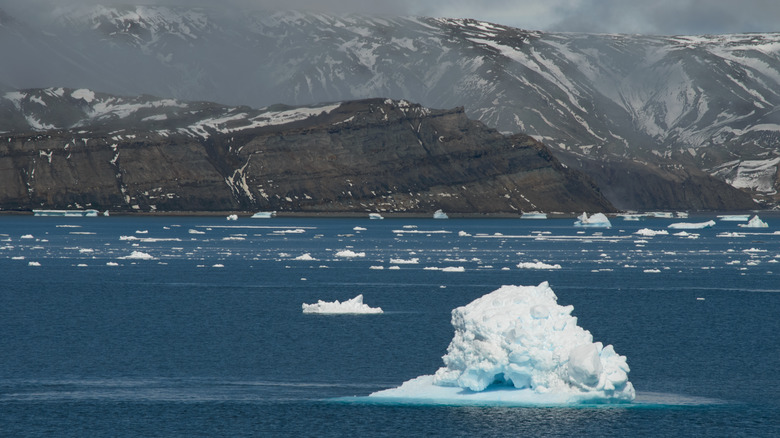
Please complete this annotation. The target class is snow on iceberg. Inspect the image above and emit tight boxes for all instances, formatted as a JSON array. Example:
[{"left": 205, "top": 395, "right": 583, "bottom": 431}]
[
  {"left": 668, "top": 220, "right": 716, "bottom": 230},
  {"left": 738, "top": 215, "right": 768, "bottom": 228},
  {"left": 574, "top": 213, "right": 611, "bottom": 228},
  {"left": 302, "top": 294, "right": 383, "bottom": 314},
  {"left": 369, "top": 282, "right": 634, "bottom": 405}
]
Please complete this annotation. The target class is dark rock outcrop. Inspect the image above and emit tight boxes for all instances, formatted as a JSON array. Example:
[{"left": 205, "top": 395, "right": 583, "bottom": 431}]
[{"left": 0, "top": 97, "right": 615, "bottom": 214}]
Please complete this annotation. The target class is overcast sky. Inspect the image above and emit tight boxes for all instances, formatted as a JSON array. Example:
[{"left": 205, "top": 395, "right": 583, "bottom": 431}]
[{"left": 2, "top": 0, "right": 777, "bottom": 35}]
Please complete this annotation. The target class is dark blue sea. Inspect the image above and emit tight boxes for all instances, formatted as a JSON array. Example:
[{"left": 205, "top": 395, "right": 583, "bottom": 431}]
[{"left": 1, "top": 214, "right": 779, "bottom": 437}]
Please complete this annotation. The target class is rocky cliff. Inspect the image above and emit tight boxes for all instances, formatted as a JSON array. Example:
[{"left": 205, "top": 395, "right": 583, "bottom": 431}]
[{"left": 0, "top": 92, "right": 615, "bottom": 214}]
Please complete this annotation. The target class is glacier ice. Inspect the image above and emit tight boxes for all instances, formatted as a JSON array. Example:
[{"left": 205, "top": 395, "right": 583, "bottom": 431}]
[
  {"left": 738, "top": 215, "right": 768, "bottom": 228},
  {"left": 302, "top": 294, "right": 383, "bottom": 314},
  {"left": 370, "top": 282, "right": 634, "bottom": 405}
]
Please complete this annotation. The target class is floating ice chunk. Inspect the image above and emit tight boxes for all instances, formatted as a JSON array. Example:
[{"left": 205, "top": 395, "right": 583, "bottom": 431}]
[
  {"left": 738, "top": 216, "right": 768, "bottom": 228},
  {"left": 643, "top": 268, "right": 661, "bottom": 273},
  {"left": 517, "top": 261, "right": 562, "bottom": 270},
  {"left": 574, "top": 213, "right": 611, "bottom": 228},
  {"left": 635, "top": 228, "right": 668, "bottom": 237},
  {"left": 27, "top": 261, "right": 41, "bottom": 266},
  {"left": 390, "top": 258, "right": 419, "bottom": 264},
  {"left": 369, "top": 265, "right": 384, "bottom": 270},
  {"left": 188, "top": 229, "right": 205, "bottom": 234},
  {"left": 441, "top": 266, "right": 465, "bottom": 272},
  {"left": 294, "top": 253, "right": 316, "bottom": 261},
  {"left": 226, "top": 214, "right": 238, "bottom": 221},
  {"left": 335, "top": 250, "right": 366, "bottom": 258},
  {"left": 118, "top": 251, "right": 155, "bottom": 260},
  {"left": 20, "top": 234, "right": 34, "bottom": 239},
  {"left": 212, "top": 264, "right": 225, "bottom": 268},
  {"left": 353, "top": 226, "right": 367, "bottom": 231},
  {"left": 302, "top": 294, "right": 383, "bottom": 314},
  {"left": 433, "top": 209, "right": 449, "bottom": 219},
  {"left": 668, "top": 220, "right": 716, "bottom": 229},
  {"left": 458, "top": 231, "right": 472, "bottom": 237},
  {"left": 370, "top": 282, "right": 633, "bottom": 404},
  {"left": 106, "top": 262, "right": 119, "bottom": 266},
  {"left": 135, "top": 230, "right": 148, "bottom": 234}
]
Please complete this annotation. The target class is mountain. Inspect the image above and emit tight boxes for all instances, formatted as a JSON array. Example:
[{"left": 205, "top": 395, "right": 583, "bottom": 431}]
[
  {"left": 0, "top": 88, "right": 615, "bottom": 214},
  {"left": 1, "top": 5, "right": 775, "bottom": 209}
]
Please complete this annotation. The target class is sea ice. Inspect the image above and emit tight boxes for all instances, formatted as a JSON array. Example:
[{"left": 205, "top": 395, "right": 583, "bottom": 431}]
[
  {"left": 574, "top": 213, "right": 612, "bottom": 228},
  {"left": 369, "top": 282, "right": 634, "bottom": 405},
  {"left": 668, "top": 220, "right": 716, "bottom": 229},
  {"left": 118, "top": 251, "right": 156, "bottom": 260},
  {"left": 27, "top": 261, "right": 41, "bottom": 266},
  {"left": 335, "top": 250, "right": 366, "bottom": 258},
  {"left": 302, "top": 294, "right": 383, "bottom": 314},
  {"left": 517, "top": 261, "right": 562, "bottom": 270},
  {"left": 294, "top": 253, "right": 316, "bottom": 261},
  {"left": 738, "top": 215, "right": 768, "bottom": 228},
  {"left": 635, "top": 228, "right": 668, "bottom": 236}
]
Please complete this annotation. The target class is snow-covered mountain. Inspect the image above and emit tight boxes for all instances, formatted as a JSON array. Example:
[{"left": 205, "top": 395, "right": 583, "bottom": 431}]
[{"left": 2, "top": 5, "right": 778, "bottom": 206}]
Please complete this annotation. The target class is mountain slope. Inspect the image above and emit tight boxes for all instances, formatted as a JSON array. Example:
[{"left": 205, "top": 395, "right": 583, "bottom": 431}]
[
  {"left": 0, "top": 89, "right": 614, "bottom": 214},
  {"left": 2, "top": 6, "right": 777, "bottom": 208}
]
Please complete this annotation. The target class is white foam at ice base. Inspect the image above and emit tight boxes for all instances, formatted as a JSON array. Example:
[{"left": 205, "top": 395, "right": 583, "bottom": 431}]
[
  {"left": 574, "top": 213, "right": 612, "bottom": 228},
  {"left": 668, "top": 220, "right": 716, "bottom": 229},
  {"left": 294, "top": 253, "right": 316, "bottom": 261},
  {"left": 517, "top": 261, "right": 562, "bottom": 270},
  {"left": 369, "top": 282, "right": 634, "bottom": 405},
  {"left": 335, "top": 250, "right": 366, "bottom": 258},
  {"left": 635, "top": 228, "right": 668, "bottom": 236},
  {"left": 302, "top": 294, "right": 383, "bottom": 314},
  {"left": 118, "top": 251, "right": 156, "bottom": 260},
  {"left": 738, "top": 215, "right": 769, "bottom": 228}
]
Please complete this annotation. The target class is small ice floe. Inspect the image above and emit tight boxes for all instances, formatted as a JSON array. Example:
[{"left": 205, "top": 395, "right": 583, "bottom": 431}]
[
  {"left": 188, "top": 229, "right": 205, "bottom": 234},
  {"left": 77, "top": 264, "right": 88, "bottom": 267},
  {"left": 212, "top": 264, "right": 224, "bottom": 268},
  {"left": 738, "top": 215, "right": 768, "bottom": 228},
  {"left": 251, "top": 211, "right": 276, "bottom": 219},
  {"left": 27, "top": 261, "right": 41, "bottom": 266},
  {"left": 390, "top": 258, "right": 419, "bottom": 264},
  {"left": 743, "top": 248, "right": 768, "bottom": 253},
  {"left": 302, "top": 294, "right": 383, "bottom": 314},
  {"left": 226, "top": 214, "right": 238, "bottom": 221},
  {"left": 272, "top": 229, "right": 306, "bottom": 234},
  {"left": 517, "top": 261, "right": 562, "bottom": 270},
  {"left": 106, "top": 262, "right": 119, "bottom": 266},
  {"left": 118, "top": 251, "right": 155, "bottom": 260},
  {"left": 388, "top": 266, "right": 401, "bottom": 270},
  {"left": 458, "top": 231, "right": 472, "bottom": 237},
  {"left": 696, "top": 297, "right": 706, "bottom": 301},
  {"left": 635, "top": 228, "right": 668, "bottom": 237},
  {"left": 668, "top": 220, "right": 716, "bottom": 230},
  {"left": 643, "top": 268, "right": 661, "bottom": 273},
  {"left": 369, "top": 213, "right": 384, "bottom": 220},
  {"left": 574, "top": 213, "right": 611, "bottom": 228},
  {"left": 441, "top": 266, "right": 465, "bottom": 272},
  {"left": 135, "top": 230, "right": 148, "bottom": 234},
  {"left": 369, "top": 265, "right": 384, "bottom": 270},
  {"left": 369, "top": 282, "right": 633, "bottom": 405},
  {"left": 353, "top": 226, "right": 367, "bottom": 231},
  {"left": 294, "top": 253, "right": 316, "bottom": 261},
  {"left": 20, "top": 234, "right": 34, "bottom": 239},
  {"left": 335, "top": 250, "right": 366, "bottom": 258},
  {"left": 717, "top": 214, "right": 750, "bottom": 221}
]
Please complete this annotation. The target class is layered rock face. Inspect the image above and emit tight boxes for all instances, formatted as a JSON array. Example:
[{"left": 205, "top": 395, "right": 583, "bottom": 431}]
[{"left": 0, "top": 97, "right": 614, "bottom": 214}]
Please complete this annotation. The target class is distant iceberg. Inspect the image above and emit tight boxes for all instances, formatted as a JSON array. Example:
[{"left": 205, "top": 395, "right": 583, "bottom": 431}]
[
  {"left": 521, "top": 212, "right": 547, "bottom": 219},
  {"left": 33, "top": 209, "right": 98, "bottom": 217},
  {"left": 433, "top": 209, "right": 449, "bottom": 219},
  {"left": 251, "top": 211, "right": 276, "bottom": 219},
  {"left": 668, "top": 220, "right": 716, "bottom": 230},
  {"left": 717, "top": 214, "right": 750, "bottom": 222},
  {"left": 226, "top": 214, "right": 238, "bottom": 221},
  {"left": 738, "top": 215, "right": 768, "bottom": 228},
  {"left": 302, "top": 294, "right": 383, "bottom": 314},
  {"left": 574, "top": 213, "right": 611, "bottom": 228},
  {"left": 369, "top": 282, "right": 634, "bottom": 405},
  {"left": 517, "top": 261, "right": 562, "bottom": 270},
  {"left": 369, "top": 213, "right": 384, "bottom": 220}
]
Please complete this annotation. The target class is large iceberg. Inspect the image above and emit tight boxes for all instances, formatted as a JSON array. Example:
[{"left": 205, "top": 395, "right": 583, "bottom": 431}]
[
  {"left": 668, "top": 220, "right": 716, "bottom": 230},
  {"left": 302, "top": 294, "right": 383, "bottom": 314},
  {"left": 369, "top": 282, "right": 634, "bottom": 405},
  {"left": 574, "top": 213, "right": 612, "bottom": 228}
]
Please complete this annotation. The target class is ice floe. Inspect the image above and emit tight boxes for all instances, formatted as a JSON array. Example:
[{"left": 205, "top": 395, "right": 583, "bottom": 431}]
[
  {"left": 335, "top": 250, "right": 366, "bottom": 258},
  {"left": 302, "top": 294, "right": 383, "bottom": 314},
  {"left": 517, "top": 261, "right": 562, "bottom": 270},
  {"left": 369, "top": 282, "right": 633, "bottom": 405},
  {"left": 668, "top": 220, "right": 716, "bottom": 229},
  {"left": 118, "top": 251, "right": 155, "bottom": 260}
]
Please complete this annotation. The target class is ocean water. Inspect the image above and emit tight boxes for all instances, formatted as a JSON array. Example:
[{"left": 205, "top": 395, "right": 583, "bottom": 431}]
[{"left": 1, "top": 214, "right": 779, "bottom": 437}]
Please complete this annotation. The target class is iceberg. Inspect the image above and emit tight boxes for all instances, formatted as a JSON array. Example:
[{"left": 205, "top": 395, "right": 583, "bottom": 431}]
[
  {"left": 251, "top": 211, "right": 276, "bottom": 219},
  {"left": 302, "top": 294, "right": 383, "bottom": 314},
  {"left": 668, "top": 220, "right": 716, "bottom": 230},
  {"left": 433, "top": 209, "right": 449, "bottom": 219},
  {"left": 517, "top": 261, "right": 562, "bottom": 270},
  {"left": 574, "top": 213, "right": 612, "bottom": 228},
  {"left": 369, "top": 282, "right": 634, "bottom": 405},
  {"left": 738, "top": 215, "right": 768, "bottom": 228},
  {"left": 369, "top": 213, "right": 384, "bottom": 220}
]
